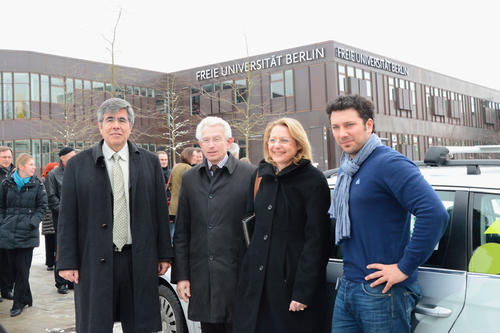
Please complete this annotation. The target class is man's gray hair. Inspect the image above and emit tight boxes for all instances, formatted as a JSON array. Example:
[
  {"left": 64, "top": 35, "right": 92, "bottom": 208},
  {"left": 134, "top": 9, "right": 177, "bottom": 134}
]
[
  {"left": 229, "top": 142, "right": 240, "bottom": 155},
  {"left": 97, "top": 98, "right": 135, "bottom": 124},
  {"left": 195, "top": 116, "right": 232, "bottom": 140}
]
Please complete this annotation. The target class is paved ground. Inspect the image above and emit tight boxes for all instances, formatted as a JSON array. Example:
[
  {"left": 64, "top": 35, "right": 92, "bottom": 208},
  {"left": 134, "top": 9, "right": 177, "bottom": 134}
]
[{"left": 0, "top": 228, "right": 124, "bottom": 333}]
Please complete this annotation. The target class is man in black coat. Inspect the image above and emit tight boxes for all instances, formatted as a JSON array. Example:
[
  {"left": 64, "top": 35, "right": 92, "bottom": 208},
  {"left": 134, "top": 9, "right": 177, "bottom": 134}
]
[
  {"left": 0, "top": 146, "right": 14, "bottom": 302},
  {"left": 46, "top": 146, "right": 76, "bottom": 294},
  {"left": 57, "top": 98, "right": 173, "bottom": 333},
  {"left": 173, "top": 116, "right": 255, "bottom": 333}
]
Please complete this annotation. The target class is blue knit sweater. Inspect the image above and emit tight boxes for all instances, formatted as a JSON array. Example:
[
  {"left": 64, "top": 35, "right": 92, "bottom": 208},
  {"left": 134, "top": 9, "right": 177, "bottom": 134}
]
[{"left": 341, "top": 146, "right": 449, "bottom": 286}]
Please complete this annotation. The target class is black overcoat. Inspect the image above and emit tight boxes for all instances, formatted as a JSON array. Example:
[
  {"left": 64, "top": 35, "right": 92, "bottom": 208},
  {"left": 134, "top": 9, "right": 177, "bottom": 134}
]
[
  {"left": 0, "top": 176, "right": 47, "bottom": 249},
  {"left": 233, "top": 159, "right": 331, "bottom": 333},
  {"left": 57, "top": 140, "right": 173, "bottom": 333},
  {"left": 172, "top": 153, "right": 255, "bottom": 323}
]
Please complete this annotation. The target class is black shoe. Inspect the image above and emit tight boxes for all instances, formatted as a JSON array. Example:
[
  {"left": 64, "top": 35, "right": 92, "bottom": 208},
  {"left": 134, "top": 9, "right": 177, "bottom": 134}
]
[
  {"left": 57, "top": 285, "right": 69, "bottom": 295},
  {"left": 47, "top": 265, "right": 54, "bottom": 271},
  {"left": 10, "top": 306, "right": 24, "bottom": 317},
  {"left": 1, "top": 290, "right": 13, "bottom": 300}
]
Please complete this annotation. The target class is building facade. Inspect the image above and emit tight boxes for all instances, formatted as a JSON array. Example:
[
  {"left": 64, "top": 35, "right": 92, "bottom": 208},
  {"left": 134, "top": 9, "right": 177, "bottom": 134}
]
[
  {"left": 1, "top": 41, "right": 499, "bottom": 172},
  {"left": 172, "top": 41, "right": 500, "bottom": 169}
]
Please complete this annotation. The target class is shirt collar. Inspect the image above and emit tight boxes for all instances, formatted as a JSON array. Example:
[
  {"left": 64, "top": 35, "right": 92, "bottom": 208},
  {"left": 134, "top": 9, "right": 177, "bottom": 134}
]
[
  {"left": 206, "top": 153, "right": 229, "bottom": 170},
  {"left": 102, "top": 141, "right": 129, "bottom": 162}
]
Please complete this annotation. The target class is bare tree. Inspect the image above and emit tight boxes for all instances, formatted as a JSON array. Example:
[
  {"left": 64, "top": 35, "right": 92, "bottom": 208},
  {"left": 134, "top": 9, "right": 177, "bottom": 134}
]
[
  {"left": 134, "top": 75, "right": 197, "bottom": 163},
  {"left": 103, "top": 8, "right": 122, "bottom": 93}
]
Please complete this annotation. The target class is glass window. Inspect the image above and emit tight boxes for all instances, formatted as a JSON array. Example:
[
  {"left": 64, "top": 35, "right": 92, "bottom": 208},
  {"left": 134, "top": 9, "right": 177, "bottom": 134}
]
[
  {"left": 3, "top": 73, "right": 13, "bottom": 119},
  {"left": 202, "top": 84, "right": 214, "bottom": 94},
  {"left": 75, "top": 79, "right": 83, "bottom": 90},
  {"left": 190, "top": 87, "right": 200, "bottom": 115},
  {"left": 364, "top": 71, "right": 371, "bottom": 97},
  {"left": 15, "top": 102, "right": 29, "bottom": 119},
  {"left": 41, "top": 75, "right": 50, "bottom": 103},
  {"left": 270, "top": 72, "right": 284, "bottom": 99},
  {"left": 32, "top": 140, "right": 41, "bottom": 169},
  {"left": 126, "top": 86, "right": 133, "bottom": 95},
  {"left": 42, "top": 140, "right": 51, "bottom": 166},
  {"left": 234, "top": 79, "right": 247, "bottom": 103},
  {"left": 284, "top": 70, "right": 294, "bottom": 97},
  {"left": 31, "top": 73, "right": 40, "bottom": 101},
  {"left": 338, "top": 65, "right": 345, "bottom": 74},
  {"left": 156, "top": 99, "right": 166, "bottom": 113},
  {"left": 338, "top": 65, "right": 346, "bottom": 93},
  {"left": 155, "top": 90, "right": 164, "bottom": 98},
  {"left": 355, "top": 68, "right": 363, "bottom": 79},
  {"left": 148, "top": 88, "right": 154, "bottom": 97},
  {"left": 470, "top": 193, "right": 500, "bottom": 274},
  {"left": 421, "top": 190, "right": 455, "bottom": 268},
  {"left": 141, "top": 88, "right": 147, "bottom": 97},
  {"left": 66, "top": 78, "right": 74, "bottom": 105},
  {"left": 84, "top": 80, "right": 91, "bottom": 90},
  {"left": 93, "top": 81, "right": 104, "bottom": 91},
  {"left": 347, "top": 66, "right": 355, "bottom": 77},
  {"left": 51, "top": 77, "right": 65, "bottom": 104},
  {"left": 471, "top": 97, "right": 476, "bottom": 113},
  {"left": 105, "top": 83, "right": 112, "bottom": 93},
  {"left": 388, "top": 77, "right": 395, "bottom": 101},
  {"left": 14, "top": 140, "right": 30, "bottom": 160},
  {"left": 222, "top": 80, "right": 232, "bottom": 90}
]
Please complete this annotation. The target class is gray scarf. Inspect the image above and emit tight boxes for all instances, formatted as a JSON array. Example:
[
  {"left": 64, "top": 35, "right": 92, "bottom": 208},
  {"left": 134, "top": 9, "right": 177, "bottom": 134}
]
[{"left": 329, "top": 133, "right": 382, "bottom": 245}]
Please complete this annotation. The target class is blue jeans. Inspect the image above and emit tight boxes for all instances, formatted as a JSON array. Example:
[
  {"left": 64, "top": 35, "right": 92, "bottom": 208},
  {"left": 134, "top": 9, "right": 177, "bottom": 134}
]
[{"left": 331, "top": 277, "right": 421, "bottom": 333}]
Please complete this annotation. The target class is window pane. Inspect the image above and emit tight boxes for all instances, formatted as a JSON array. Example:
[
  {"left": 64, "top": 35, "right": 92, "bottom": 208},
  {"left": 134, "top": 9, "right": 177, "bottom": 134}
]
[
  {"left": 3, "top": 82, "right": 12, "bottom": 100},
  {"left": 3, "top": 73, "right": 12, "bottom": 83},
  {"left": 270, "top": 81, "right": 284, "bottom": 98},
  {"left": 234, "top": 80, "right": 247, "bottom": 103},
  {"left": 75, "top": 79, "right": 82, "bottom": 89},
  {"left": 84, "top": 80, "right": 91, "bottom": 90},
  {"left": 202, "top": 84, "right": 213, "bottom": 93},
  {"left": 14, "top": 84, "right": 29, "bottom": 100},
  {"left": 14, "top": 73, "right": 29, "bottom": 84},
  {"left": 51, "top": 77, "right": 64, "bottom": 86},
  {"left": 31, "top": 73, "right": 40, "bottom": 101},
  {"left": 15, "top": 101, "right": 29, "bottom": 119},
  {"left": 141, "top": 88, "right": 147, "bottom": 97},
  {"left": 41, "top": 75, "right": 49, "bottom": 102},
  {"left": 284, "top": 70, "right": 294, "bottom": 97},
  {"left": 339, "top": 74, "right": 346, "bottom": 92},
  {"left": 126, "top": 86, "right": 133, "bottom": 95},
  {"left": 3, "top": 102, "right": 13, "bottom": 119},
  {"left": 93, "top": 82, "right": 104, "bottom": 91},
  {"left": 105, "top": 83, "right": 112, "bottom": 93},
  {"left": 355, "top": 68, "right": 363, "bottom": 79},
  {"left": 271, "top": 72, "right": 283, "bottom": 81},
  {"left": 190, "top": 95, "right": 200, "bottom": 115},
  {"left": 42, "top": 140, "right": 51, "bottom": 166},
  {"left": 66, "top": 79, "right": 74, "bottom": 104},
  {"left": 222, "top": 81, "right": 232, "bottom": 90},
  {"left": 148, "top": 88, "right": 154, "bottom": 97},
  {"left": 32, "top": 140, "right": 41, "bottom": 168},
  {"left": 470, "top": 193, "right": 500, "bottom": 274},
  {"left": 134, "top": 87, "right": 140, "bottom": 96},
  {"left": 51, "top": 86, "right": 65, "bottom": 104},
  {"left": 338, "top": 65, "right": 345, "bottom": 74},
  {"left": 347, "top": 66, "right": 354, "bottom": 77}
]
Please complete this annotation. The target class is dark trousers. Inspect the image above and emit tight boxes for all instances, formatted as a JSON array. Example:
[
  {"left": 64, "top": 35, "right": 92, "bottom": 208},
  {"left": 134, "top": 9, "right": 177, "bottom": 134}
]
[
  {"left": 113, "top": 247, "right": 136, "bottom": 333},
  {"left": 201, "top": 322, "right": 233, "bottom": 333},
  {"left": 0, "top": 248, "right": 14, "bottom": 294},
  {"left": 44, "top": 233, "right": 56, "bottom": 267},
  {"left": 8, "top": 248, "right": 34, "bottom": 309}
]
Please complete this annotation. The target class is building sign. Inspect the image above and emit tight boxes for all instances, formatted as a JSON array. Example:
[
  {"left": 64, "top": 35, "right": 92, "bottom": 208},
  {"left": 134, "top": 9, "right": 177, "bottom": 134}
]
[
  {"left": 196, "top": 47, "right": 326, "bottom": 81},
  {"left": 335, "top": 47, "right": 408, "bottom": 76}
]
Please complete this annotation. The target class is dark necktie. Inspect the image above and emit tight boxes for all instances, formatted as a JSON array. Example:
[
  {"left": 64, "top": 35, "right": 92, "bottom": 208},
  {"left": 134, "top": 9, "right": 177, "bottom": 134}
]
[{"left": 211, "top": 164, "right": 218, "bottom": 176}]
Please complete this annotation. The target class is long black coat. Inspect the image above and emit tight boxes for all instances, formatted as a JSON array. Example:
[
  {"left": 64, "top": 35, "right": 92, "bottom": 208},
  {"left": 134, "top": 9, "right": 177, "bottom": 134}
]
[
  {"left": 172, "top": 153, "right": 255, "bottom": 323},
  {"left": 57, "top": 140, "right": 173, "bottom": 333},
  {"left": 233, "top": 159, "right": 331, "bottom": 333},
  {"left": 0, "top": 176, "right": 48, "bottom": 249}
]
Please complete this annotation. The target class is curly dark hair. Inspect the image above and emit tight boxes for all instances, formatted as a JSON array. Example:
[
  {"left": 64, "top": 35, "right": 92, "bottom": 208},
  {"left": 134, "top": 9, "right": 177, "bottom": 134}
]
[{"left": 326, "top": 95, "right": 375, "bottom": 132}]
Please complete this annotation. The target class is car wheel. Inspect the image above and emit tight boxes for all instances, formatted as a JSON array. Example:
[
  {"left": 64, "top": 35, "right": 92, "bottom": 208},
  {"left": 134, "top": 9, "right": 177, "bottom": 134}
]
[{"left": 159, "top": 284, "right": 188, "bottom": 333}]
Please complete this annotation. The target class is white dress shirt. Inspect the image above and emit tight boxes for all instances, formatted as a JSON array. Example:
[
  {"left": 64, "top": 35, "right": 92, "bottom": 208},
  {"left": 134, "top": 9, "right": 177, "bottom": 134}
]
[{"left": 102, "top": 141, "right": 132, "bottom": 245}]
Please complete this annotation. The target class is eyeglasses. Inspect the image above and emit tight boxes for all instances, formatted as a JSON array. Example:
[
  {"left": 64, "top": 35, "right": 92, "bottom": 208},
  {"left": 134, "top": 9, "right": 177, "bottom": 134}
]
[
  {"left": 103, "top": 116, "right": 129, "bottom": 124},
  {"left": 268, "top": 138, "right": 291, "bottom": 145},
  {"left": 200, "top": 136, "right": 225, "bottom": 145}
]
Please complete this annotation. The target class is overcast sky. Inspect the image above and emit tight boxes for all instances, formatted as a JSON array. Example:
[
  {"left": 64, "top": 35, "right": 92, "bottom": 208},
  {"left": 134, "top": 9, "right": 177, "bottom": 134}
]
[{"left": 2, "top": 0, "right": 500, "bottom": 93}]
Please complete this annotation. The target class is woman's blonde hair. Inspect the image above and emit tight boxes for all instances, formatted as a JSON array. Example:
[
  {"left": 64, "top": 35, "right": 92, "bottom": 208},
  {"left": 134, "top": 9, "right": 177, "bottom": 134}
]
[
  {"left": 15, "top": 153, "right": 34, "bottom": 170},
  {"left": 263, "top": 117, "right": 312, "bottom": 167}
]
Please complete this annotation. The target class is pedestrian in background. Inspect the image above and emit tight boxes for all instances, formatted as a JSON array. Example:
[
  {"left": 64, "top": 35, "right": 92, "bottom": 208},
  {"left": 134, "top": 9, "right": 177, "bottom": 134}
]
[
  {"left": 0, "top": 146, "right": 15, "bottom": 303},
  {"left": 0, "top": 153, "right": 48, "bottom": 317},
  {"left": 191, "top": 147, "right": 204, "bottom": 165},
  {"left": 41, "top": 162, "right": 59, "bottom": 271},
  {"left": 168, "top": 147, "right": 196, "bottom": 239},
  {"left": 232, "top": 118, "right": 331, "bottom": 333},
  {"left": 47, "top": 147, "right": 76, "bottom": 295},
  {"left": 229, "top": 142, "right": 240, "bottom": 159}
]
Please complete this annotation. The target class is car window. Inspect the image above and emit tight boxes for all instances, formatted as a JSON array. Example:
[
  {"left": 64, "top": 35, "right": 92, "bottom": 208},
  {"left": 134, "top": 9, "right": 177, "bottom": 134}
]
[
  {"left": 420, "top": 190, "right": 455, "bottom": 268},
  {"left": 469, "top": 193, "right": 500, "bottom": 274}
]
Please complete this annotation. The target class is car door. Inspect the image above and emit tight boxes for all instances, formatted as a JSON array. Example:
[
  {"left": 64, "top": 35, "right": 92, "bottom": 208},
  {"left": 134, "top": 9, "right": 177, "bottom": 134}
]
[
  {"left": 449, "top": 189, "right": 500, "bottom": 332},
  {"left": 413, "top": 188, "right": 468, "bottom": 332}
]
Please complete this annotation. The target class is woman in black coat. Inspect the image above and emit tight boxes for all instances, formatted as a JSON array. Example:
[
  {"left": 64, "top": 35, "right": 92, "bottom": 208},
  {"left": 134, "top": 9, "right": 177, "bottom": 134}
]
[
  {"left": 0, "top": 153, "right": 48, "bottom": 317},
  {"left": 233, "top": 118, "right": 331, "bottom": 333}
]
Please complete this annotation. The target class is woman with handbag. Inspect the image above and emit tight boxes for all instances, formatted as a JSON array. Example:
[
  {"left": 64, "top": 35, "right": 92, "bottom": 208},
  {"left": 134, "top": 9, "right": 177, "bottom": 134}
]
[
  {"left": 233, "top": 118, "right": 331, "bottom": 333},
  {"left": 0, "top": 153, "right": 48, "bottom": 317}
]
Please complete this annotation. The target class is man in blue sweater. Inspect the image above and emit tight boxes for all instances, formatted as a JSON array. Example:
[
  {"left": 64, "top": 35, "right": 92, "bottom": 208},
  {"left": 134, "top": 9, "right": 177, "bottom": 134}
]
[{"left": 327, "top": 95, "right": 448, "bottom": 333}]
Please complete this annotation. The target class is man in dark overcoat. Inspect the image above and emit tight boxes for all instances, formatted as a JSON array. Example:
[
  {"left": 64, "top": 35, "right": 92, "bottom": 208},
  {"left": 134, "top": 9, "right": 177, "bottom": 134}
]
[
  {"left": 0, "top": 146, "right": 15, "bottom": 302},
  {"left": 172, "top": 116, "right": 255, "bottom": 333},
  {"left": 57, "top": 98, "right": 173, "bottom": 333}
]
